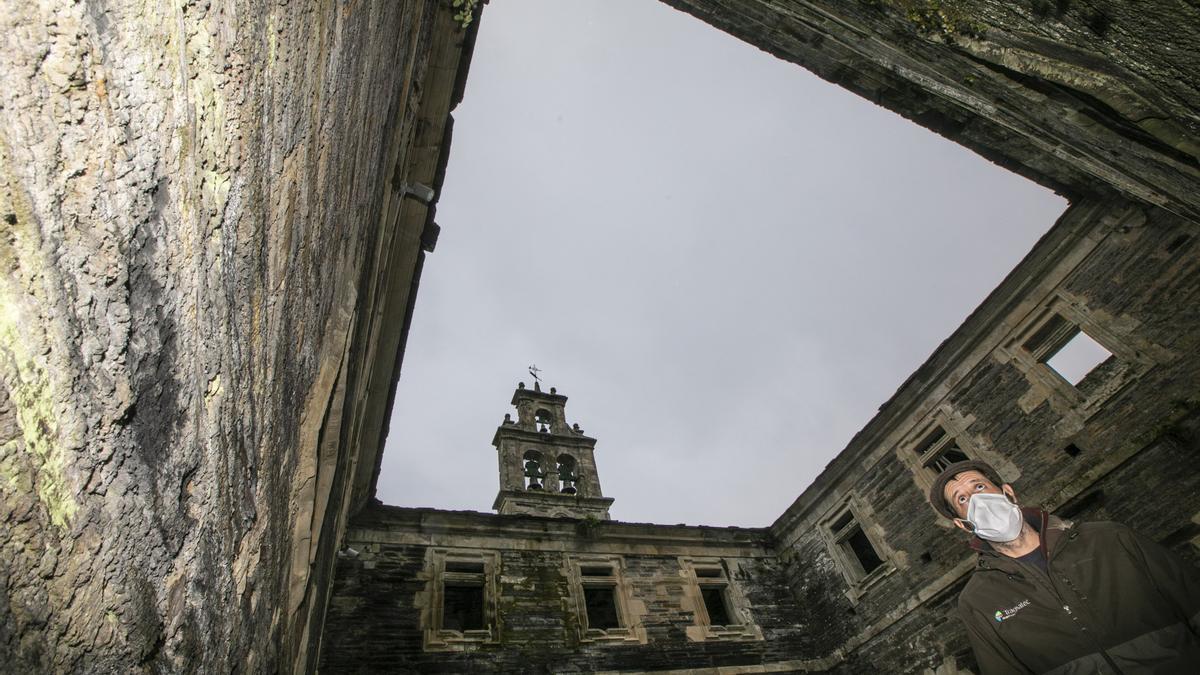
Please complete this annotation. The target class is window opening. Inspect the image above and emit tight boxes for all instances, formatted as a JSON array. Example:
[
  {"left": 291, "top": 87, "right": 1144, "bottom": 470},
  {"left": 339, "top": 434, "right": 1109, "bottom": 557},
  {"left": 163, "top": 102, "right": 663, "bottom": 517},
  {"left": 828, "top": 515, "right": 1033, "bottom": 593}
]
[
  {"left": 442, "top": 585, "right": 485, "bottom": 632},
  {"left": 700, "top": 587, "right": 732, "bottom": 626},
  {"left": 583, "top": 587, "right": 620, "bottom": 629},
  {"left": 523, "top": 450, "right": 545, "bottom": 490},
  {"left": 535, "top": 408, "right": 554, "bottom": 434},
  {"left": 845, "top": 527, "right": 884, "bottom": 575},
  {"left": 568, "top": 555, "right": 642, "bottom": 643},
  {"left": 1045, "top": 329, "right": 1113, "bottom": 385},
  {"left": 681, "top": 559, "right": 760, "bottom": 641},
  {"left": 830, "top": 511, "right": 854, "bottom": 533},
  {"left": 829, "top": 509, "right": 884, "bottom": 578},
  {"left": 914, "top": 425, "right": 970, "bottom": 476},
  {"left": 424, "top": 551, "right": 500, "bottom": 650},
  {"left": 1023, "top": 313, "right": 1074, "bottom": 359},
  {"left": 557, "top": 454, "right": 578, "bottom": 494}
]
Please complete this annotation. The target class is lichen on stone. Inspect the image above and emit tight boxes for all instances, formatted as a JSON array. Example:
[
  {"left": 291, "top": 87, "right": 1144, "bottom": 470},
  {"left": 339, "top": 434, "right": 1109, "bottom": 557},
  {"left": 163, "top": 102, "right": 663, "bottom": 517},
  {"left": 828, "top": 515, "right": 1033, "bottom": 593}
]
[{"left": 883, "top": 0, "right": 987, "bottom": 37}]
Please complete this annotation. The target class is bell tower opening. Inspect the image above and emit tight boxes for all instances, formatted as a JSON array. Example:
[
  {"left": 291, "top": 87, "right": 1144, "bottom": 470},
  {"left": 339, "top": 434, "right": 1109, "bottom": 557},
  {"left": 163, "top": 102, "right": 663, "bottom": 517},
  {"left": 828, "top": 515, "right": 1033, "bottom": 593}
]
[
  {"left": 492, "top": 381, "right": 614, "bottom": 520},
  {"left": 523, "top": 451, "right": 546, "bottom": 490},
  {"left": 557, "top": 455, "right": 578, "bottom": 495}
]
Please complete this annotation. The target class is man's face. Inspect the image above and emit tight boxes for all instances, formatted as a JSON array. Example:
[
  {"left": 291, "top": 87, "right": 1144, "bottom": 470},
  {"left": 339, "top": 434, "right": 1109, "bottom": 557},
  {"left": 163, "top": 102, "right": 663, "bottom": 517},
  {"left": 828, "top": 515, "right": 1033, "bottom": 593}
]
[{"left": 942, "top": 470, "right": 1013, "bottom": 521}]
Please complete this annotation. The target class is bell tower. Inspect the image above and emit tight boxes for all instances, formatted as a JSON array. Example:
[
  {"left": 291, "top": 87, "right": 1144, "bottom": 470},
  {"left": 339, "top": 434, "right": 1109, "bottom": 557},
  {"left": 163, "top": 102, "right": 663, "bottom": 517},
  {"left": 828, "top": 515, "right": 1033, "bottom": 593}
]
[{"left": 492, "top": 382, "right": 613, "bottom": 520}]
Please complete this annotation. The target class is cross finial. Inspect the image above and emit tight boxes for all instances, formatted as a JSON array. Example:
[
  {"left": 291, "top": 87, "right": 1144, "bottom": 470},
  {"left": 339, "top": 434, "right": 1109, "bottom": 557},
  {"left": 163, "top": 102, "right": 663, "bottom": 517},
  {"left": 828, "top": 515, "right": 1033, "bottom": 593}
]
[{"left": 528, "top": 364, "right": 542, "bottom": 383}]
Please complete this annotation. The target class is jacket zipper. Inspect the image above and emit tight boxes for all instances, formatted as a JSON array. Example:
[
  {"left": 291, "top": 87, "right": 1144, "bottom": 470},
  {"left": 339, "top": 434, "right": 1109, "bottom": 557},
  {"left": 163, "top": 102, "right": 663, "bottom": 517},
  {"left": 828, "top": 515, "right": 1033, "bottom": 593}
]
[{"left": 1036, "top": 529, "right": 1125, "bottom": 674}]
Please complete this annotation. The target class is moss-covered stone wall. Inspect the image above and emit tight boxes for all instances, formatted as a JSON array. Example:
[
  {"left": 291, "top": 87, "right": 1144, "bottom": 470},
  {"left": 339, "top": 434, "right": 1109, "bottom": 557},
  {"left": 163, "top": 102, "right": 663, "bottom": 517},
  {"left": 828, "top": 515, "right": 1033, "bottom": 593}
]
[
  {"left": 318, "top": 508, "right": 814, "bottom": 673},
  {"left": 0, "top": 1, "right": 471, "bottom": 671},
  {"left": 770, "top": 198, "right": 1200, "bottom": 673},
  {"left": 660, "top": 0, "right": 1200, "bottom": 222}
]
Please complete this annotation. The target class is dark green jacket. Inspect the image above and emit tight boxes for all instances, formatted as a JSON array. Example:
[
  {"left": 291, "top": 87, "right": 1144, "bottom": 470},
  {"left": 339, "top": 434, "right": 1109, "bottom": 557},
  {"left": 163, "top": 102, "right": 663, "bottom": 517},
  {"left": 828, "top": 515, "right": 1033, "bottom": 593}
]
[{"left": 960, "top": 509, "right": 1200, "bottom": 674}]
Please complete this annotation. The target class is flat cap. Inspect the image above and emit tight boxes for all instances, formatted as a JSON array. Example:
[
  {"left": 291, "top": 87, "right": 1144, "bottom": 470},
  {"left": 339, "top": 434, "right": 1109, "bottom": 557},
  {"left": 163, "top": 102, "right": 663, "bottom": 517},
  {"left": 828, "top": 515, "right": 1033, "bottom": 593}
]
[{"left": 928, "top": 460, "right": 1007, "bottom": 521}]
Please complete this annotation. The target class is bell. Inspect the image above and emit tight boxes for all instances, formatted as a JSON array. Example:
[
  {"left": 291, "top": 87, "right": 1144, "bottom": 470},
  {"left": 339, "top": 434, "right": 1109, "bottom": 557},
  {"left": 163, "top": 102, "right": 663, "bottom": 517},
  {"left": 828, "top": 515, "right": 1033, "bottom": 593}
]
[
  {"left": 528, "top": 481, "right": 543, "bottom": 490},
  {"left": 561, "top": 485, "right": 577, "bottom": 495}
]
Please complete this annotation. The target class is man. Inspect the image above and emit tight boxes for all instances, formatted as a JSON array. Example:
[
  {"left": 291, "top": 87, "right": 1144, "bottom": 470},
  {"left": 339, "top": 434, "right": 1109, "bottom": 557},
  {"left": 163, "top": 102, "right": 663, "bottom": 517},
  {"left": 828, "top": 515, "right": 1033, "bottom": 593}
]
[{"left": 929, "top": 460, "right": 1200, "bottom": 673}]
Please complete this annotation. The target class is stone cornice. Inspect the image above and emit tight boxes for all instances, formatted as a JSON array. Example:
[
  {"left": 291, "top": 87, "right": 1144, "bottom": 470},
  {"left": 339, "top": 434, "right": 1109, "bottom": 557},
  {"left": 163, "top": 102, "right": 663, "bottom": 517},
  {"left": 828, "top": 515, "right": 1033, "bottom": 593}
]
[{"left": 348, "top": 506, "right": 773, "bottom": 557}]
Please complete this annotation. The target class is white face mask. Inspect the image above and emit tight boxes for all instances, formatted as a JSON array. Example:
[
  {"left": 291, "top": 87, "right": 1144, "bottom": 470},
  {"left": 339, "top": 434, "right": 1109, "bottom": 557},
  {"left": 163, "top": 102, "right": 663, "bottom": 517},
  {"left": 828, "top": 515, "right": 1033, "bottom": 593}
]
[{"left": 965, "top": 492, "right": 1024, "bottom": 542}]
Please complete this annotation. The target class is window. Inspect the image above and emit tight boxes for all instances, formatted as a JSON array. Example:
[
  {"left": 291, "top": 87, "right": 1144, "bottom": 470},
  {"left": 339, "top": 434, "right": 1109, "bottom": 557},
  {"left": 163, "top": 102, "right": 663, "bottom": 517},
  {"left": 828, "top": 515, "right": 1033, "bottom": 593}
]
[
  {"left": 1000, "top": 298, "right": 1155, "bottom": 417},
  {"left": 523, "top": 450, "right": 545, "bottom": 490},
  {"left": 1044, "top": 329, "right": 1113, "bottom": 385},
  {"left": 535, "top": 408, "right": 554, "bottom": 434},
  {"left": 421, "top": 551, "right": 500, "bottom": 650},
  {"left": 583, "top": 587, "right": 620, "bottom": 629},
  {"left": 441, "top": 585, "right": 484, "bottom": 631},
  {"left": 557, "top": 454, "right": 578, "bottom": 494},
  {"left": 1024, "top": 313, "right": 1113, "bottom": 385},
  {"left": 700, "top": 587, "right": 731, "bottom": 626},
  {"left": 819, "top": 497, "right": 894, "bottom": 603},
  {"left": 566, "top": 555, "right": 645, "bottom": 644},
  {"left": 897, "top": 411, "right": 1005, "bottom": 497},
  {"left": 913, "top": 425, "right": 970, "bottom": 476},
  {"left": 680, "top": 558, "right": 761, "bottom": 642},
  {"left": 829, "top": 511, "right": 884, "bottom": 577}
]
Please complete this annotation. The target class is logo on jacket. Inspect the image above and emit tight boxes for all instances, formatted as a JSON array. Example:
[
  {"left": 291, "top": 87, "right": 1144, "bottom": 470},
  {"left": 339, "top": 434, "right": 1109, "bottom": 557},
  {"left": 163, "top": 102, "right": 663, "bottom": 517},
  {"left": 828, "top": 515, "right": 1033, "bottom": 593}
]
[{"left": 994, "top": 599, "right": 1030, "bottom": 622}]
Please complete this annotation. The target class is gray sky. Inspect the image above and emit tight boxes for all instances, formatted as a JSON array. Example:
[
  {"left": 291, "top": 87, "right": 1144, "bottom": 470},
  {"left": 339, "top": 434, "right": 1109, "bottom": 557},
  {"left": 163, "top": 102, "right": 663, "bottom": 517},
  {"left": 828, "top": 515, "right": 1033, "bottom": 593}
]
[{"left": 376, "top": 0, "right": 1066, "bottom": 527}]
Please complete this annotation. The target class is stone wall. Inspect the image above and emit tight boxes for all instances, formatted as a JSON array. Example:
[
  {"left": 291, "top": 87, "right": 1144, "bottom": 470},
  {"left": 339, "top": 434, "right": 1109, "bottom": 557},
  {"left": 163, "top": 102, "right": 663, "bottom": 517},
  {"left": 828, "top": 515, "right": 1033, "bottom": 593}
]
[
  {"left": 4, "top": 0, "right": 1199, "bottom": 672},
  {"left": 319, "top": 508, "right": 814, "bottom": 673},
  {"left": 0, "top": 1, "right": 471, "bottom": 671},
  {"left": 769, "top": 197, "right": 1200, "bottom": 673},
  {"left": 661, "top": 0, "right": 1200, "bottom": 221},
  {"left": 317, "top": 195, "right": 1200, "bottom": 673}
]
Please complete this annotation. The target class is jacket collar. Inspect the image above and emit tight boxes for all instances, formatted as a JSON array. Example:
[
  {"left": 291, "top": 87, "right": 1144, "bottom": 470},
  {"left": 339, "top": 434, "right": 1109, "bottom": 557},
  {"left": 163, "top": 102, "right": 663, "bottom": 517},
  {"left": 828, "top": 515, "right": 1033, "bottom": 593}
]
[
  {"left": 969, "top": 507, "right": 1047, "bottom": 554},
  {"left": 969, "top": 508, "right": 1075, "bottom": 571}
]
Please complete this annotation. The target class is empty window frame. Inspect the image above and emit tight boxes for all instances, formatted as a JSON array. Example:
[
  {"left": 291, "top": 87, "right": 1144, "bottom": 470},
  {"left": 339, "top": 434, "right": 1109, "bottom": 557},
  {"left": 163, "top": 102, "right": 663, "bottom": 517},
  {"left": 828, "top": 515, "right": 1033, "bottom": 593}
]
[
  {"left": 694, "top": 566, "right": 733, "bottom": 627},
  {"left": 1000, "top": 299, "right": 1158, "bottom": 416},
  {"left": 441, "top": 584, "right": 485, "bottom": 632},
  {"left": 1024, "top": 314, "right": 1113, "bottom": 386},
  {"left": 913, "top": 424, "right": 970, "bottom": 477},
  {"left": 423, "top": 551, "right": 500, "bottom": 650},
  {"left": 583, "top": 586, "right": 620, "bottom": 629},
  {"left": 579, "top": 563, "right": 623, "bottom": 632},
  {"left": 567, "top": 556, "right": 643, "bottom": 644},
  {"left": 897, "top": 412, "right": 987, "bottom": 495},
  {"left": 700, "top": 587, "right": 732, "bottom": 626},
  {"left": 819, "top": 498, "right": 894, "bottom": 602},
  {"left": 829, "top": 510, "right": 884, "bottom": 578},
  {"left": 679, "top": 558, "right": 760, "bottom": 642}
]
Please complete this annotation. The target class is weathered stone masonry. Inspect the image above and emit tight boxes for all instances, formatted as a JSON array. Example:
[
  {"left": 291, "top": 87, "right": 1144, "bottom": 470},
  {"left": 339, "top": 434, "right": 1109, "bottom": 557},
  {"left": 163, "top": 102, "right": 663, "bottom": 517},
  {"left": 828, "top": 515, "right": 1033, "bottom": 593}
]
[
  {"left": 318, "top": 2, "right": 1200, "bottom": 672},
  {"left": 321, "top": 508, "right": 811, "bottom": 673},
  {"left": 767, "top": 197, "right": 1200, "bottom": 673},
  {"left": 1, "top": 1, "right": 475, "bottom": 672},
  {"left": 3, "top": 0, "right": 1200, "bottom": 673}
]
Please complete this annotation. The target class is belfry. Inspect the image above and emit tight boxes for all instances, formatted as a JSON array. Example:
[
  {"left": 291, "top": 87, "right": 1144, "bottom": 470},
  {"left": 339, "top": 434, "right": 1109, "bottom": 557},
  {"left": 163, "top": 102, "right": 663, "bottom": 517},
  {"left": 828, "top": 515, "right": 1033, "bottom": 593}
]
[{"left": 491, "top": 382, "right": 614, "bottom": 520}]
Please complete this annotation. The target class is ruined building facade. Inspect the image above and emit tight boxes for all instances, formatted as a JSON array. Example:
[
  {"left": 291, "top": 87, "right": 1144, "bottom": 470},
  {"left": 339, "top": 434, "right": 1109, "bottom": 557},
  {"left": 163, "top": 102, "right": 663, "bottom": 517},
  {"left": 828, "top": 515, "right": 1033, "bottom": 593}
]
[{"left": 1, "top": 0, "right": 1199, "bottom": 673}]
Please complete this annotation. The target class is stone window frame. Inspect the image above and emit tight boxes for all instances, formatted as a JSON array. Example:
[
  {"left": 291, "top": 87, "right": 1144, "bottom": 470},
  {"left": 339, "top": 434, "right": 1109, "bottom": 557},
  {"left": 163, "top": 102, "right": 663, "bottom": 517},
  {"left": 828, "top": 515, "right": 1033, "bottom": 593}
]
[
  {"left": 898, "top": 408, "right": 992, "bottom": 494},
  {"left": 564, "top": 554, "right": 646, "bottom": 644},
  {"left": 679, "top": 557, "right": 762, "bottom": 642},
  {"left": 998, "top": 294, "right": 1154, "bottom": 418},
  {"left": 903, "top": 416, "right": 975, "bottom": 490},
  {"left": 897, "top": 407, "right": 1020, "bottom": 525},
  {"left": 817, "top": 494, "right": 897, "bottom": 604},
  {"left": 420, "top": 548, "right": 501, "bottom": 651}
]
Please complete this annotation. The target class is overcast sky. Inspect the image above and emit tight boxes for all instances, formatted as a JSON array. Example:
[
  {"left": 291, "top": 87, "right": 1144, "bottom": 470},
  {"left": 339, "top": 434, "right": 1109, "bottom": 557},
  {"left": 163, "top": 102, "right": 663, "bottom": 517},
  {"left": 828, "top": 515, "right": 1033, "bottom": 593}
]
[{"left": 375, "top": 0, "right": 1067, "bottom": 527}]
